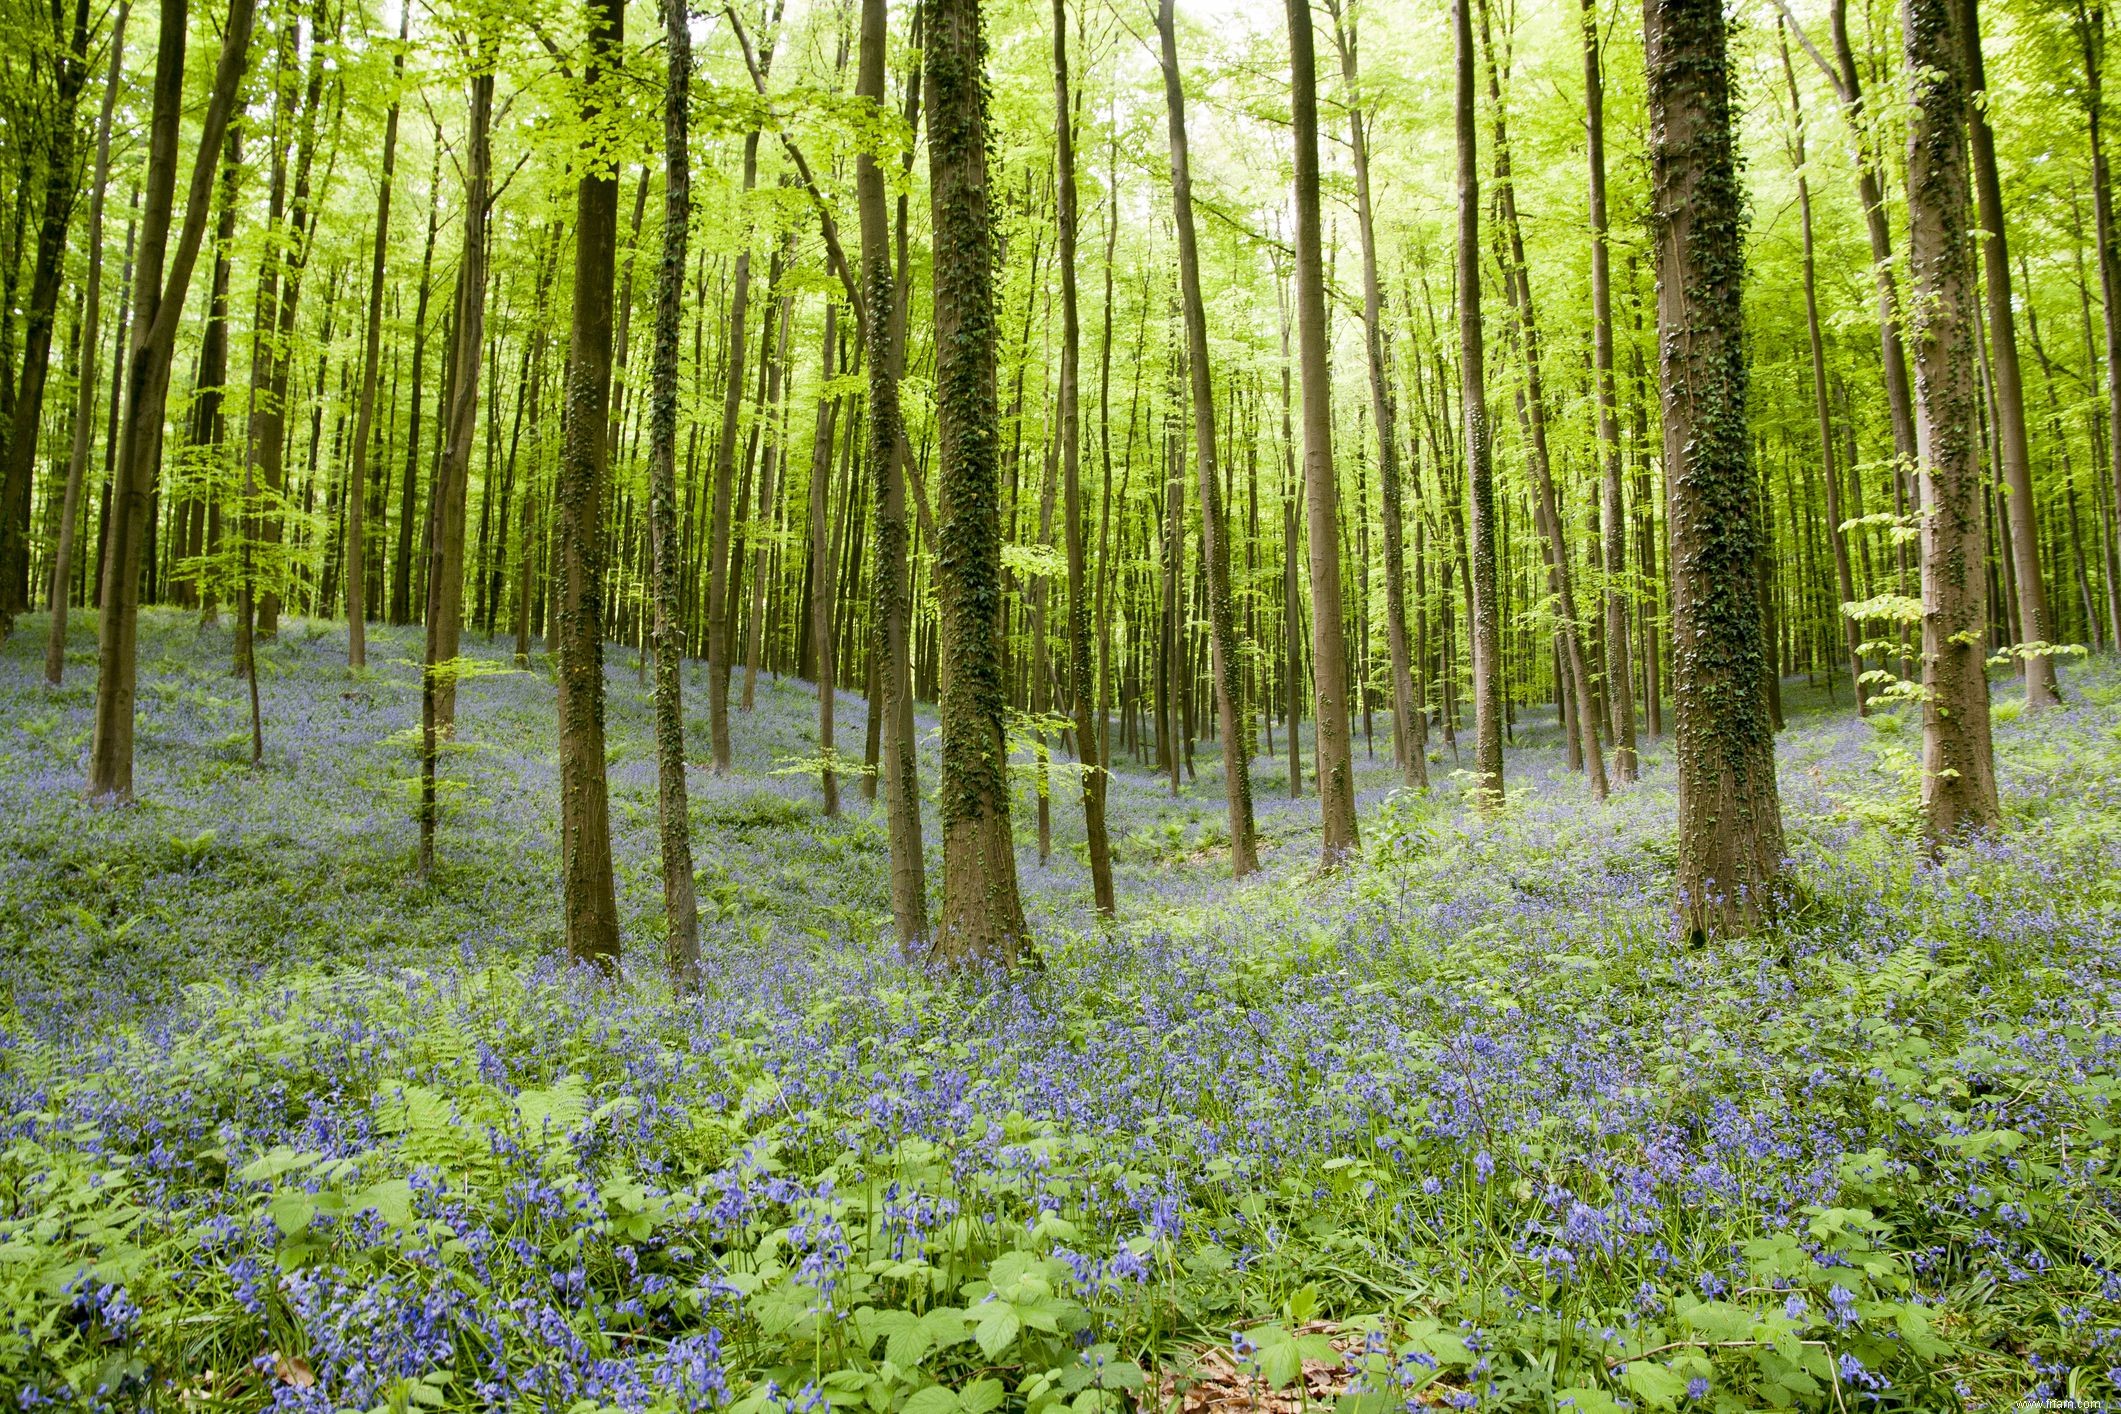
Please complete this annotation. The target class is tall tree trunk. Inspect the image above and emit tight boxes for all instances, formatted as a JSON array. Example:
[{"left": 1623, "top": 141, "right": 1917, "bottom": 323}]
[
  {"left": 1582, "top": 0, "right": 1637, "bottom": 778},
  {"left": 418, "top": 56, "right": 493, "bottom": 876},
  {"left": 556, "top": 0, "right": 626, "bottom": 967},
  {"left": 88, "top": 0, "right": 256, "bottom": 800},
  {"left": 1051, "top": 0, "right": 1113, "bottom": 916},
  {"left": 344, "top": 9, "right": 404, "bottom": 670},
  {"left": 1454, "top": 0, "right": 1505, "bottom": 811},
  {"left": 1482, "top": 0, "right": 1607, "bottom": 801},
  {"left": 1904, "top": 0, "right": 2001, "bottom": 842},
  {"left": 927, "top": 0, "right": 1029, "bottom": 964},
  {"left": 1286, "top": 0, "right": 1359, "bottom": 864},
  {"left": 1646, "top": 0, "right": 1786, "bottom": 935},
  {"left": 1959, "top": 0, "right": 2058, "bottom": 707},
  {"left": 45, "top": 0, "right": 129, "bottom": 683},
  {"left": 859, "top": 0, "right": 929, "bottom": 946},
  {"left": 809, "top": 303, "right": 841, "bottom": 816},
  {"left": 1779, "top": 24, "right": 1867, "bottom": 717},
  {"left": 1329, "top": 0, "right": 1423, "bottom": 791},
  {"left": 1156, "top": 0, "right": 1257, "bottom": 874},
  {"left": 651, "top": 0, "right": 700, "bottom": 983},
  {"left": 0, "top": 0, "right": 91, "bottom": 632}
]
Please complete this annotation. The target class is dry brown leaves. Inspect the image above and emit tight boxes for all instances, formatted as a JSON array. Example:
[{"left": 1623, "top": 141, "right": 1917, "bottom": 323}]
[{"left": 1147, "top": 1322, "right": 1459, "bottom": 1414}]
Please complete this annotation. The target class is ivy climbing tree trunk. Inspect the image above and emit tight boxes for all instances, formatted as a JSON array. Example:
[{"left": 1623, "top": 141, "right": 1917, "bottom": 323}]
[
  {"left": 1903, "top": 0, "right": 2001, "bottom": 844},
  {"left": 1646, "top": 0, "right": 1787, "bottom": 936},
  {"left": 927, "top": 0, "right": 1030, "bottom": 965}
]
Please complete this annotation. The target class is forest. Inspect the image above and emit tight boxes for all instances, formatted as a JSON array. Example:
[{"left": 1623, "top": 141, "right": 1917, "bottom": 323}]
[{"left": 1, "top": 0, "right": 2120, "bottom": 1402}]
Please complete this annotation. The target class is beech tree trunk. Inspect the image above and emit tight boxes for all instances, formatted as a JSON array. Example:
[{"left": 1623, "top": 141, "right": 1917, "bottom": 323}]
[
  {"left": 89, "top": 0, "right": 257, "bottom": 801},
  {"left": 1959, "top": 0, "right": 2059, "bottom": 708},
  {"left": 651, "top": 0, "right": 701, "bottom": 983},
  {"left": 1645, "top": 0, "right": 1787, "bottom": 936},
  {"left": 809, "top": 304, "right": 841, "bottom": 817},
  {"left": 1052, "top": 0, "right": 1114, "bottom": 916},
  {"left": 1286, "top": 0, "right": 1359, "bottom": 864},
  {"left": 1582, "top": 0, "right": 1637, "bottom": 779},
  {"left": 556, "top": 0, "right": 626, "bottom": 968},
  {"left": 858, "top": 0, "right": 929, "bottom": 947},
  {"left": 45, "top": 0, "right": 129, "bottom": 684},
  {"left": 927, "top": 0, "right": 1029, "bottom": 965},
  {"left": 1903, "top": 0, "right": 2001, "bottom": 843},
  {"left": 1157, "top": 0, "right": 1257, "bottom": 875},
  {"left": 1454, "top": 0, "right": 1505, "bottom": 811},
  {"left": 344, "top": 7, "right": 405, "bottom": 670}
]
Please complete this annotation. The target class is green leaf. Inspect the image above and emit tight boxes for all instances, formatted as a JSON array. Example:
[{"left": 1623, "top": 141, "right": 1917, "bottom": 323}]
[
  {"left": 1619, "top": 1360, "right": 1689, "bottom": 1411},
  {"left": 974, "top": 1305, "right": 1021, "bottom": 1360},
  {"left": 901, "top": 1387, "right": 958, "bottom": 1414},
  {"left": 959, "top": 1379, "right": 1005, "bottom": 1414}
]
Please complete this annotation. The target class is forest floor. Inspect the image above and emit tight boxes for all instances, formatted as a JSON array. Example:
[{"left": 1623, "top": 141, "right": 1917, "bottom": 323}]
[{"left": 2, "top": 609, "right": 2118, "bottom": 1412}]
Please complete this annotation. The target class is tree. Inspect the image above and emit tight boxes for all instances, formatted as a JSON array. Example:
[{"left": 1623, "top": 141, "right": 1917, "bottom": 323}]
[
  {"left": 650, "top": 0, "right": 701, "bottom": 983},
  {"left": 1285, "top": 0, "right": 1359, "bottom": 864},
  {"left": 88, "top": 0, "right": 258, "bottom": 801},
  {"left": 858, "top": 0, "right": 929, "bottom": 948},
  {"left": 555, "top": 0, "right": 626, "bottom": 967},
  {"left": 1328, "top": 0, "right": 1424, "bottom": 793},
  {"left": 927, "top": 0, "right": 1029, "bottom": 964},
  {"left": 44, "top": 0, "right": 129, "bottom": 685},
  {"left": 1645, "top": 0, "right": 1786, "bottom": 936},
  {"left": 344, "top": 5, "right": 407, "bottom": 671},
  {"left": 1960, "top": 0, "right": 2060, "bottom": 709},
  {"left": 1903, "top": 0, "right": 2001, "bottom": 842},
  {"left": 1156, "top": 0, "right": 1257, "bottom": 876},
  {"left": 1582, "top": 0, "right": 1637, "bottom": 778},
  {"left": 1052, "top": 0, "right": 1114, "bottom": 916},
  {"left": 1453, "top": 0, "right": 1504, "bottom": 813}
]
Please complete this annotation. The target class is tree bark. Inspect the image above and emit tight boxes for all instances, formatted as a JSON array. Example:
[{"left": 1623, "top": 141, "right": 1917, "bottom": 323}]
[
  {"left": 45, "top": 0, "right": 129, "bottom": 683},
  {"left": 89, "top": 0, "right": 257, "bottom": 801},
  {"left": 1958, "top": 0, "right": 2059, "bottom": 708},
  {"left": 556, "top": 0, "right": 626, "bottom": 967},
  {"left": 858, "top": 0, "right": 929, "bottom": 947},
  {"left": 1052, "top": 0, "right": 1113, "bottom": 916},
  {"left": 651, "top": 0, "right": 701, "bottom": 983},
  {"left": 1285, "top": 0, "right": 1359, "bottom": 864},
  {"left": 1582, "top": 0, "right": 1637, "bottom": 779},
  {"left": 809, "top": 304, "right": 841, "bottom": 816},
  {"left": 927, "top": 0, "right": 1029, "bottom": 965},
  {"left": 344, "top": 8, "right": 405, "bottom": 670},
  {"left": 1645, "top": 0, "right": 1786, "bottom": 935},
  {"left": 1157, "top": 0, "right": 1258, "bottom": 874},
  {"left": 1903, "top": 0, "right": 2001, "bottom": 843},
  {"left": 1454, "top": 0, "right": 1505, "bottom": 811}
]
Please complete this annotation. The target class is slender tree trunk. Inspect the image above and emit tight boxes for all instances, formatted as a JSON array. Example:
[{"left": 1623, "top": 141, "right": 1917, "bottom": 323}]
[
  {"left": 1156, "top": 0, "right": 1257, "bottom": 873},
  {"left": 343, "top": 8, "right": 405, "bottom": 670},
  {"left": 1779, "top": 25, "right": 1867, "bottom": 716},
  {"left": 1646, "top": 0, "right": 1786, "bottom": 935},
  {"left": 418, "top": 57, "right": 493, "bottom": 876},
  {"left": 89, "top": 0, "right": 256, "bottom": 800},
  {"left": 809, "top": 304, "right": 841, "bottom": 816},
  {"left": 1052, "top": 0, "right": 1113, "bottom": 916},
  {"left": 651, "top": 0, "right": 701, "bottom": 982},
  {"left": 1582, "top": 0, "right": 1637, "bottom": 778},
  {"left": 1482, "top": 0, "right": 1607, "bottom": 800},
  {"left": 45, "top": 0, "right": 129, "bottom": 683},
  {"left": 556, "top": 0, "right": 626, "bottom": 967},
  {"left": 1330, "top": 0, "right": 1423, "bottom": 791},
  {"left": 859, "top": 0, "right": 929, "bottom": 946},
  {"left": 1454, "top": 0, "right": 1505, "bottom": 810},
  {"left": 1286, "top": 0, "right": 1359, "bottom": 863},
  {"left": 927, "top": 0, "right": 1029, "bottom": 964},
  {"left": 1958, "top": 0, "right": 2058, "bottom": 706},
  {"left": 1903, "top": 0, "right": 2001, "bottom": 842}
]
